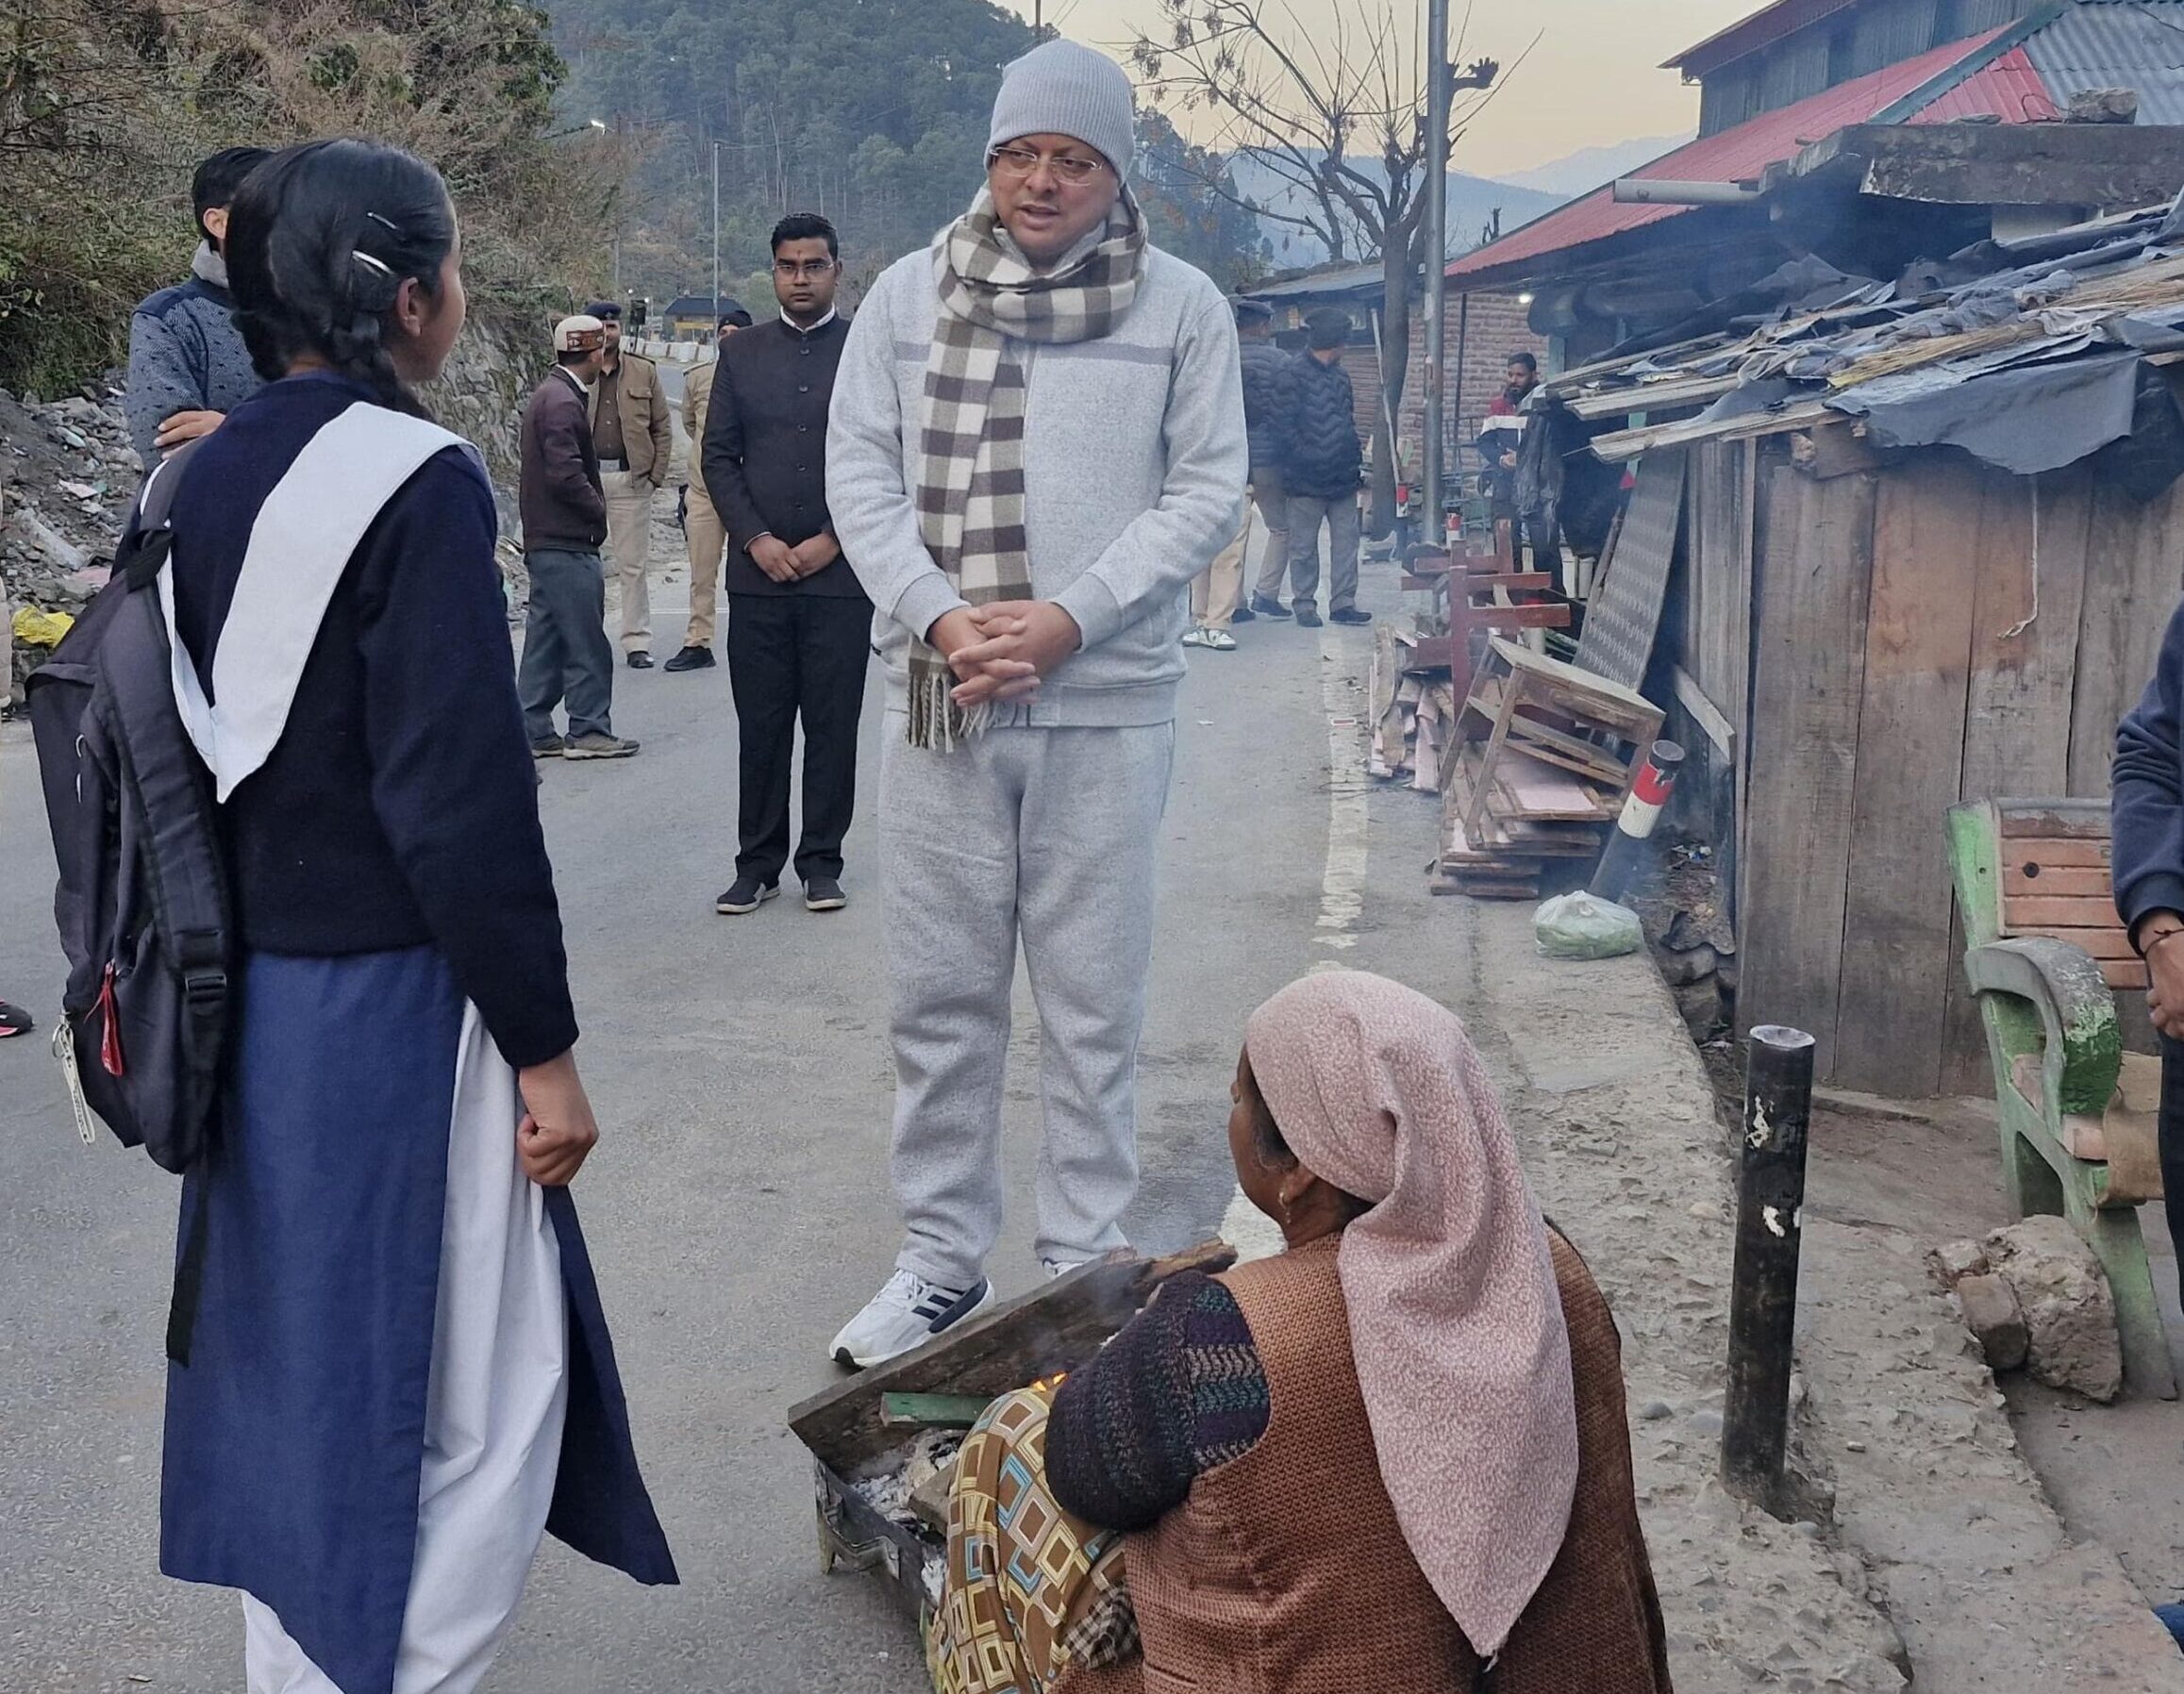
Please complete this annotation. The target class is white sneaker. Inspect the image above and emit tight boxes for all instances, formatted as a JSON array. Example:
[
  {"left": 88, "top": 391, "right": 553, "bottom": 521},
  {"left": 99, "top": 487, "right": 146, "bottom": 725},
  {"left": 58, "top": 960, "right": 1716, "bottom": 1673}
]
[
  {"left": 1201, "top": 628, "right": 1238, "bottom": 652},
  {"left": 829, "top": 1270, "right": 994, "bottom": 1370},
  {"left": 1040, "top": 1256, "right": 1095, "bottom": 1280},
  {"left": 1181, "top": 627, "right": 1211, "bottom": 648}
]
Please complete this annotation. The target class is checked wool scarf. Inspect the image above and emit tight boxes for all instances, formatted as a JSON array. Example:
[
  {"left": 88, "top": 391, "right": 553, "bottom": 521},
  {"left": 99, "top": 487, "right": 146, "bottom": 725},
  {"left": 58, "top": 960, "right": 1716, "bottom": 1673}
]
[{"left": 909, "top": 187, "right": 1146, "bottom": 749}]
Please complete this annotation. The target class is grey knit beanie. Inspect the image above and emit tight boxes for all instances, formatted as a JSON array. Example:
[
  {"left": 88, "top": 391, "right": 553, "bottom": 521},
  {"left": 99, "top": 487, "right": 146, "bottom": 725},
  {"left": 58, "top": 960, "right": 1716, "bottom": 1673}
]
[{"left": 988, "top": 40, "right": 1136, "bottom": 176}]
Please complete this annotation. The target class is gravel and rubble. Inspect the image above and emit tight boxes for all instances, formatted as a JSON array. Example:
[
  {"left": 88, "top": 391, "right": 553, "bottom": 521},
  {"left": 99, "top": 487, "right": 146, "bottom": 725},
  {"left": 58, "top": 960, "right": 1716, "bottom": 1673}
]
[{"left": 0, "top": 384, "right": 134, "bottom": 704}]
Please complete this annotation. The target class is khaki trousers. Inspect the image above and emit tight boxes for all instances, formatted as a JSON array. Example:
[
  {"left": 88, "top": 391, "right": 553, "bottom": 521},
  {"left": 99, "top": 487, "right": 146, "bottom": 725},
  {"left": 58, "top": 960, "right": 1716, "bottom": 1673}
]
[
  {"left": 1191, "top": 520, "right": 1245, "bottom": 631},
  {"left": 683, "top": 483, "right": 727, "bottom": 649},
  {"left": 601, "top": 469, "right": 654, "bottom": 652}
]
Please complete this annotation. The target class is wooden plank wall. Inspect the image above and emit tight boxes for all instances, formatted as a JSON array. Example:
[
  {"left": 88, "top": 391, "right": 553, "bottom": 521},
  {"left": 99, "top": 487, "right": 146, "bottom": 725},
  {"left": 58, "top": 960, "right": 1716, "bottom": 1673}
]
[
  {"left": 1835, "top": 457, "right": 1982, "bottom": 1096},
  {"left": 1739, "top": 466, "right": 1878, "bottom": 1079},
  {"left": 1727, "top": 453, "right": 2184, "bottom": 1095},
  {"left": 1684, "top": 440, "right": 1755, "bottom": 739}
]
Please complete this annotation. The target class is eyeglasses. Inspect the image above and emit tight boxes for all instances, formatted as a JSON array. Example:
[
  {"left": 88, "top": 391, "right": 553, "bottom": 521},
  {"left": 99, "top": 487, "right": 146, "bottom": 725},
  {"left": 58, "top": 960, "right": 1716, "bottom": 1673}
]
[
  {"left": 773, "top": 259, "right": 836, "bottom": 279},
  {"left": 987, "top": 145, "right": 1109, "bottom": 186}
]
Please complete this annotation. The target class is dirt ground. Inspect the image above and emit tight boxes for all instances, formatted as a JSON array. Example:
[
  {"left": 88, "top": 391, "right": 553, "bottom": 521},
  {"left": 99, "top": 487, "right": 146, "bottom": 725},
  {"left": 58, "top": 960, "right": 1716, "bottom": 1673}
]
[{"left": 1806, "top": 1090, "right": 2184, "bottom": 1617}]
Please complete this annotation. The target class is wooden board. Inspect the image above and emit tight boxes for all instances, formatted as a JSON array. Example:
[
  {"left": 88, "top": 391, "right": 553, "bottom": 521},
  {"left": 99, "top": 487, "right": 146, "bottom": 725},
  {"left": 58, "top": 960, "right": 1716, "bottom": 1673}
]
[
  {"left": 1999, "top": 836, "right": 2113, "bottom": 869},
  {"left": 789, "top": 1243, "right": 1233, "bottom": 1474},
  {"left": 2068, "top": 471, "right": 2184, "bottom": 797},
  {"left": 2001, "top": 894, "right": 2125, "bottom": 929},
  {"left": 2001, "top": 865, "right": 2112, "bottom": 898},
  {"left": 1686, "top": 439, "right": 1756, "bottom": 743},
  {"left": 2003, "top": 925, "right": 2135, "bottom": 960},
  {"left": 1835, "top": 457, "right": 1980, "bottom": 1097},
  {"left": 1576, "top": 447, "right": 1688, "bottom": 689},
  {"left": 1739, "top": 466, "right": 1879, "bottom": 1082}
]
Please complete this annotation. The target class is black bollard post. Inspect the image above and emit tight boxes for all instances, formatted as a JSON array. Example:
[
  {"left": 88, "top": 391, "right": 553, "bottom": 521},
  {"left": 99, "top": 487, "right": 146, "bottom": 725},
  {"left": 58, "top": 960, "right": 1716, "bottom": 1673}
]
[
  {"left": 1588, "top": 739, "right": 1684, "bottom": 904},
  {"left": 1721, "top": 1023, "right": 1815, "bottom": 1514}
]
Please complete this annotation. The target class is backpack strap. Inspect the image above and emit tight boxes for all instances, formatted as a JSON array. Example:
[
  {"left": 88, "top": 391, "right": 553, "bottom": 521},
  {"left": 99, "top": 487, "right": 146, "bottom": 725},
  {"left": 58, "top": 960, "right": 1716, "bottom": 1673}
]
[
  {"left": 154, "top": 403, "right": 481, "bottom": 802},
  {"left": 116, "top": 438, "right": 207, "bottom": 590}
]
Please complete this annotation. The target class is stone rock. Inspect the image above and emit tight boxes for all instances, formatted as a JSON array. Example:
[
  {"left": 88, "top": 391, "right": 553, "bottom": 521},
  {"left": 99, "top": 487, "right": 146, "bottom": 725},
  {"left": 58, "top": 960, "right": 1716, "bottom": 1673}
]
[
  {"left": 1929, "top": 1238, "right": 1989, "bottom": 1286},
  {"left": 1660, "top": 943, "right": 1720, "bottom": 988},
  {"left": 1952, "top": 1272, "right": 2028, "bottom": 1372},
  {"left": 2068, "top": 86, "right": 2140, "bottom": 124},
  {"left": 1982, "top": 1217, "right": 2123, "bottom": 1402}
]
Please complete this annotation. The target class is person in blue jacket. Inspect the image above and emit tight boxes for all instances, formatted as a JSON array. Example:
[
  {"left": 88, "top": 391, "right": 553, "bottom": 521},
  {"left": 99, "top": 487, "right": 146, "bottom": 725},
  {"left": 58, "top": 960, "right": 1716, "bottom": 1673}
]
[
  {"left": 2111, "top": 605, "right": 2184, "bottom": 1304},
  {"left": 149, "top": 137, "right": 675, "bottom": 1694}
]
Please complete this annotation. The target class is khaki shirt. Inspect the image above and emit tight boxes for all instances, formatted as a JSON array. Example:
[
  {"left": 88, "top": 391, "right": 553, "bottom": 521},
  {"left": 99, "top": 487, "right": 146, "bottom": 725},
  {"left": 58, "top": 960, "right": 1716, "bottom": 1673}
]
[{"left": 587, "top": 351, "right": 672, "bottom": 484}]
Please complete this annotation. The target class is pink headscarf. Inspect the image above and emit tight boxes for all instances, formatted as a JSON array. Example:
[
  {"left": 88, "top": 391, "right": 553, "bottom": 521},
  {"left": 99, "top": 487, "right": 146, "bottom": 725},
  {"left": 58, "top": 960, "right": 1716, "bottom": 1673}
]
[{"left": 1243, "top": 971, "right": 1578, "bottom": 1656}]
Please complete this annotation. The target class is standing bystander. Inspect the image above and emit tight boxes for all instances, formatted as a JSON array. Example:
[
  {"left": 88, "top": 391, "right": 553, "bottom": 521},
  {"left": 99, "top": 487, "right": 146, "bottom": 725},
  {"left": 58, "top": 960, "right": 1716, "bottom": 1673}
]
[
  {"left": 1478, "top": 351, "right": 1555, "bottom": 572},
  {"left": 585, "top": 302, "right": 673, "bottom": 669},
  {"left": 1191, "top": 296, "right": 1293, "bottom": 646},
  {"left": 702, "top": 215, "right": 868, "bottom": 916},
  {"left": 826, "top": 38, "right": 1246, "bottom": 1366},
  {"left": 663, "top": 306, "right": 754, "bottom": 673},
  {"left": 125, "top": 146, "right": 273, "bottom": 468},
  {"left": 518, "top": 316, "right": 639, "bottom": 760},
  {"left": 1282, "top": 307, "right": 1370, "bottom": 629}
]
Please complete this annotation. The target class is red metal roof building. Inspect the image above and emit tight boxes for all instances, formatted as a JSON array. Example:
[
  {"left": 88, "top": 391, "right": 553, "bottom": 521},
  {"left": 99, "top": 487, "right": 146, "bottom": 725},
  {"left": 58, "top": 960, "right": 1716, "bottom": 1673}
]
[{"left": 1446, "top": 27, "right": 2009, "bottom": 287}]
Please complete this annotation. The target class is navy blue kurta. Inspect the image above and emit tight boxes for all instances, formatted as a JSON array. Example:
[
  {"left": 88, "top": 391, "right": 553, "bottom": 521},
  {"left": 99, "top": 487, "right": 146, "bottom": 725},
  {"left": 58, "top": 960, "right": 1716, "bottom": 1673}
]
[{"left": 152, "top": 377, "right": 676, "bottom": 1694}]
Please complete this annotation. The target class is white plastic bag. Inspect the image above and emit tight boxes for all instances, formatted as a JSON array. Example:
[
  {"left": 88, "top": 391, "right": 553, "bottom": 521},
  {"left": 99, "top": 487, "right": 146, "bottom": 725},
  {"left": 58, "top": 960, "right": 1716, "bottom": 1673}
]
[{"left": 1533, "top": 891, "right": 1643, "bottom": 961}]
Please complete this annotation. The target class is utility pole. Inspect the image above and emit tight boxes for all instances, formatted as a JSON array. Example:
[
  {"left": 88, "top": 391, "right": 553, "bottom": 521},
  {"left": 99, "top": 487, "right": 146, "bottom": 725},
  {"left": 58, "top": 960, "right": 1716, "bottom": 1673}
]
[
  {"left": 1421, "top": 0, "right": 1452, "bottom": 551},
  {"left": 711, "top": 140, "right": 722, "bottom": 320}
]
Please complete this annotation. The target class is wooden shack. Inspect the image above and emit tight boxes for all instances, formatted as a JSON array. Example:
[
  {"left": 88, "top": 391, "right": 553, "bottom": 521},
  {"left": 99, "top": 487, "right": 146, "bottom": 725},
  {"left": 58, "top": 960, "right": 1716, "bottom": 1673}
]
[
  {"left": 1656, "top": 436, "right": 2178, "bottom": 1095},
  {"left": 1545, "top": 216, "right": 2184, "bottom": 1096}
]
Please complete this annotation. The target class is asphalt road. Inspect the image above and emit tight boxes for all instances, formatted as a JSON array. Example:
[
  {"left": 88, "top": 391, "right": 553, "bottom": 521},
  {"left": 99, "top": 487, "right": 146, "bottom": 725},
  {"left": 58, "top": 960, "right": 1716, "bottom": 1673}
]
[{"left": 0, "top": 545, "right": 1474, "bottom": 1693}]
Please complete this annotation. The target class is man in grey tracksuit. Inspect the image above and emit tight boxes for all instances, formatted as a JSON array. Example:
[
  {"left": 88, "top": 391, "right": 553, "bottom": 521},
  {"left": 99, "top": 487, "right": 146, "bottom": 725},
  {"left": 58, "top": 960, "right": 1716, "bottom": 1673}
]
[{"left": 825, "top": 38, "right": 1247, "bottom": 1366}]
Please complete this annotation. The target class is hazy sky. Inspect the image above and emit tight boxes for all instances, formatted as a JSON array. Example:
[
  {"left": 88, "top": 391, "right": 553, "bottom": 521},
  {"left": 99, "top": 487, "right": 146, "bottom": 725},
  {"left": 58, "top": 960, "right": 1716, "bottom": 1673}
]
[{"left": 1007, "top": 0, "right": 1762, "bottom": 177}]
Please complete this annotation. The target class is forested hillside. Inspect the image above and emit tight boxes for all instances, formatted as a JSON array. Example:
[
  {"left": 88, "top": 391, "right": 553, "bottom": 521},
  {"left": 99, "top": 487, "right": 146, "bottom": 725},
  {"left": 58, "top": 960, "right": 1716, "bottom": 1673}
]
[
  {"left": 0, "top": 0, "right": 609, "bottom": 397},
  {"left": 550, "top": 0, "right": 1267, "bottom": 301}
]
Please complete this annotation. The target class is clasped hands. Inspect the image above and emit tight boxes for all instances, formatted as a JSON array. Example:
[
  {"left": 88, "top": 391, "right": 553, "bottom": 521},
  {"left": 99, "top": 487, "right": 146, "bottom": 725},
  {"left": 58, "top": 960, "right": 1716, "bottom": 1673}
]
[
  {"left": 749, "top": 532, "right": 841, "bottom": 584},
  {"left": 930, "top": 602, "right": 1082, "bottom": 709}
]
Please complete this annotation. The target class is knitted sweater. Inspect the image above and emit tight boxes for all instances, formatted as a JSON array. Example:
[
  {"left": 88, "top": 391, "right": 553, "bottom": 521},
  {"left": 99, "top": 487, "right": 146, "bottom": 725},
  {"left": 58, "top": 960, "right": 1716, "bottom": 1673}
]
[{"left": 1047, "top": 1273, "right": 1270, "bottom": 1529}]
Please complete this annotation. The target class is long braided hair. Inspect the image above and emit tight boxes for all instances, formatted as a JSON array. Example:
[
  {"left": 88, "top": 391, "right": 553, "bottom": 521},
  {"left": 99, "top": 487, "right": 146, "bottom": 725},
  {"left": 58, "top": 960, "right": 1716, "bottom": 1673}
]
[{"left": 225, "top": 139, "right": 456, "bottom": 418}]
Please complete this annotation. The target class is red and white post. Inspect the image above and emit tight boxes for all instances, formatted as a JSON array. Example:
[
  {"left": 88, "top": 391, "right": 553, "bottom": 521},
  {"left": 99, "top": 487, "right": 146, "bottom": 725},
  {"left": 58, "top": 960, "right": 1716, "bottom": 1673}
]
[{"left": 1588, "top": 739, "right": 1684, "bottom": 904}]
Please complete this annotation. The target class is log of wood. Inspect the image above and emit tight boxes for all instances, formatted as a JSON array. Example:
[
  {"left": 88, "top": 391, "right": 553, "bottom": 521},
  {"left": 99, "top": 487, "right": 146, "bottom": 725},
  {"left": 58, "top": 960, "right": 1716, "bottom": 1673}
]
[{"left": 790, "top": 1241, "right": 1237, "bottom": 1475}]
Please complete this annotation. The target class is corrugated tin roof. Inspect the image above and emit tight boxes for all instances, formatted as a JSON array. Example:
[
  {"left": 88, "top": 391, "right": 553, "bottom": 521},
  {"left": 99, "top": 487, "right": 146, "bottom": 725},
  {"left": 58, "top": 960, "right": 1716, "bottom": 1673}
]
[
  {"left": 1245, "top": 261, "right": 1384, "bottom": 301},
  {"left": 1907, "top": 43, "right": 2061, "bottom": 121},
  {"left": 1448, "top": 27, "right": 2009, "bottom": 283},
  {"left": 2026, "top": 0, "right": 2184, "bottom": 126}
]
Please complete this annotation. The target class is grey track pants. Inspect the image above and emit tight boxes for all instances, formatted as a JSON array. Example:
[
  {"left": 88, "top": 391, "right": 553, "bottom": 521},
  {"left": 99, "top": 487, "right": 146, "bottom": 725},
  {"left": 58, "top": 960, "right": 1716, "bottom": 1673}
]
[{"left": 881, "top": 715, "right": 1176, "bottom": 1289}]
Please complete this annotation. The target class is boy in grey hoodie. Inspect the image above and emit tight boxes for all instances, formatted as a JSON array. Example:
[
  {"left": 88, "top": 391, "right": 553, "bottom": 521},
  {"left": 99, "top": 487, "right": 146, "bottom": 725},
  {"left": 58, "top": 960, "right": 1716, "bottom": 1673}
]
[{"left": 825, "top": 38, "right": 1246, "bottom": 1366}]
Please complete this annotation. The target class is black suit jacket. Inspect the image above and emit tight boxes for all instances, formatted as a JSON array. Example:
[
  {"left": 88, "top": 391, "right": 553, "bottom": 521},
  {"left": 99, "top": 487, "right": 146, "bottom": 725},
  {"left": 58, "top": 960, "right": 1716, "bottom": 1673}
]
[{"left": 699, "top": 315, "right": 865, "bottom": 598}]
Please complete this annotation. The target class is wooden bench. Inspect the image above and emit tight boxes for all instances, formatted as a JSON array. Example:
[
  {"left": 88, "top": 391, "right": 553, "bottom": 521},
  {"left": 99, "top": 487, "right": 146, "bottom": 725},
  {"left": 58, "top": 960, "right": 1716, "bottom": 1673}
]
[{"left": 1946, "top": 798, "right": 2174, "bottom": 1398}]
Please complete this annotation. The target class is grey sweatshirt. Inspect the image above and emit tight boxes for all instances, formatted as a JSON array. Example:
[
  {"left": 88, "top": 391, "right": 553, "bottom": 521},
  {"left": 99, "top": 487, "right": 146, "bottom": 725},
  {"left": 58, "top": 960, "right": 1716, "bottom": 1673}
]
[{"left": 828, "top": 238, "right": 1247, "bottom": 727}]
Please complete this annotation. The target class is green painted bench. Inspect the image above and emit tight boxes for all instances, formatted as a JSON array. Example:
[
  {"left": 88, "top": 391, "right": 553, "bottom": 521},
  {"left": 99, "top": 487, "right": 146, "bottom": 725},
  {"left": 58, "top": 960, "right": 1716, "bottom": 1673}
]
[{"left": 1947, "top": 798, "right": 2176, "bottom": 1399}]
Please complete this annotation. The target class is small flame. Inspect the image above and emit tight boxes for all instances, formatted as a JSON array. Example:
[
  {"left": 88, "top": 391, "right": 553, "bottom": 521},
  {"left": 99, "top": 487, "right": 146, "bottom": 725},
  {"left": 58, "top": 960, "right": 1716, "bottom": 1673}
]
[{"left": 1032, "top": 1371, "right": 1070, "bottom": 1394}]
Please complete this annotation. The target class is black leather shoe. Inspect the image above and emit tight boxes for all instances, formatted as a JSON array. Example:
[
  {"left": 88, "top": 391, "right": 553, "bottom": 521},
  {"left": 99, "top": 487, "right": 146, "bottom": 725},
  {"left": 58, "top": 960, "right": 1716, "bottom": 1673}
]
[
  {"left": 1329, "top": 606, "right": 1373, "bottom": 626},
  {"left": 1294, "top": 605, "right": 1324, "bottom": 628},
  {"left": 1230, "top": 605, "right": 1257, "bottom": 624},
  {"left": 1248, "top": 594, "right": 1292, "bottom": 620},
  {"left": 625, "top": 650, "right": 654, "bottom": 670},
  {"left": 662, "top": 645, "right": 715, "bottom": 673}
]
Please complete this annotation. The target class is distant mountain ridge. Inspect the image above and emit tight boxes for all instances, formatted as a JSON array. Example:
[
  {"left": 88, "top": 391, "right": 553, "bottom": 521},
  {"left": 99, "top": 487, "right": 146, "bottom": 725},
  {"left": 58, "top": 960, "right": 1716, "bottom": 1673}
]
[
  {"left": 1225, "top": 153, "right": 1563, "bottom": 270},
  {"left": 1498, "top": 132, "right": 1696, "bottom": 198}
]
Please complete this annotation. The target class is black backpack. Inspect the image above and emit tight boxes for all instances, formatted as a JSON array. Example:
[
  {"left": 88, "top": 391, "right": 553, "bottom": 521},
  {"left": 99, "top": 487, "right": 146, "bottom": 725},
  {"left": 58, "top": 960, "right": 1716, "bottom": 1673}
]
[{"left": 25, "top": 447, "right": 231, "bottom": 1187}]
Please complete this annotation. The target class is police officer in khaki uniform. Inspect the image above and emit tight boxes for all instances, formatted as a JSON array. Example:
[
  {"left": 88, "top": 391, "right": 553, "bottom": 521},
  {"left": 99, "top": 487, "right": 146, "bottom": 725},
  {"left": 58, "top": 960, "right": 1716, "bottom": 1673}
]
[
  {"left": 585, "top": 300, "right": 674, "bottom": 668},
  {"left": 664, "top": 305, "right": 754, "bottom": 673}
]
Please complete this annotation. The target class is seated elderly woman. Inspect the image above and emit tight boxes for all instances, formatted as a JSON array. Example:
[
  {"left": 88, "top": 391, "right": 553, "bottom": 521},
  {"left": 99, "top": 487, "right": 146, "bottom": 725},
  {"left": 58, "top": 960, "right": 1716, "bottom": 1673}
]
[{"left": 925, "top": 970, "right": 1670, "bottom": 1694}]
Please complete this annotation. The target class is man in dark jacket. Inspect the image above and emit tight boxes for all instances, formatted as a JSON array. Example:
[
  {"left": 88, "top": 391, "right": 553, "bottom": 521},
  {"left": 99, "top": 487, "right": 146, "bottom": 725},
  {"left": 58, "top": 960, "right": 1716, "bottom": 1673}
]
[
  {"left": 1282, "top": 307, "right": 1370, "bottom": 628},
  {"left": 702, "top": 212, "right": 868, "bottom": 916},
  {"left": 518, "top": 316, "right": 639, "bottom": 761},
  {"left": 125, "top": 145, "right": 271, "bottom": 467},
  {"left": 2113, "top": 610, "right": 2184, "bottom": 1302}
]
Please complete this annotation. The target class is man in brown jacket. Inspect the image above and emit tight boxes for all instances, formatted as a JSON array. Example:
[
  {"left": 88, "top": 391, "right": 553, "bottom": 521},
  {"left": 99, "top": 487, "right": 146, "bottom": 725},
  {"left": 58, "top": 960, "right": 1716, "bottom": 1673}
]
[
  {"left": 664, "top": 305, "right": 754, "bottom": 673},
  {"left": 585, "top": 301, "right": 674, "bottom": 668},
  {"left": 518, "top": 315, "right": 640, "bottom": 759}
]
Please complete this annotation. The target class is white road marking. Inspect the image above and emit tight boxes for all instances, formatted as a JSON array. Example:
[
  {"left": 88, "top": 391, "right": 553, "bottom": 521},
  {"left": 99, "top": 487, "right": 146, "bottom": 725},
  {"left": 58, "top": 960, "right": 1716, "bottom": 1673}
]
[
  {"left": 1313, "top": 619, "right": 1371, "bottom": 953},
  {"left": 1220, "top": 621, "right": 1373, "bottom": 1259}
]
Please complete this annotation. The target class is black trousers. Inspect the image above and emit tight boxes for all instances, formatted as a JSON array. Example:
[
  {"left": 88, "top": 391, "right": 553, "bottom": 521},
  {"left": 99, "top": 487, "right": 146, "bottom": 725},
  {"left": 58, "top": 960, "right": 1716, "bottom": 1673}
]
[{"left": 725, "top": 592, "right": 871, "bottom": 885}]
